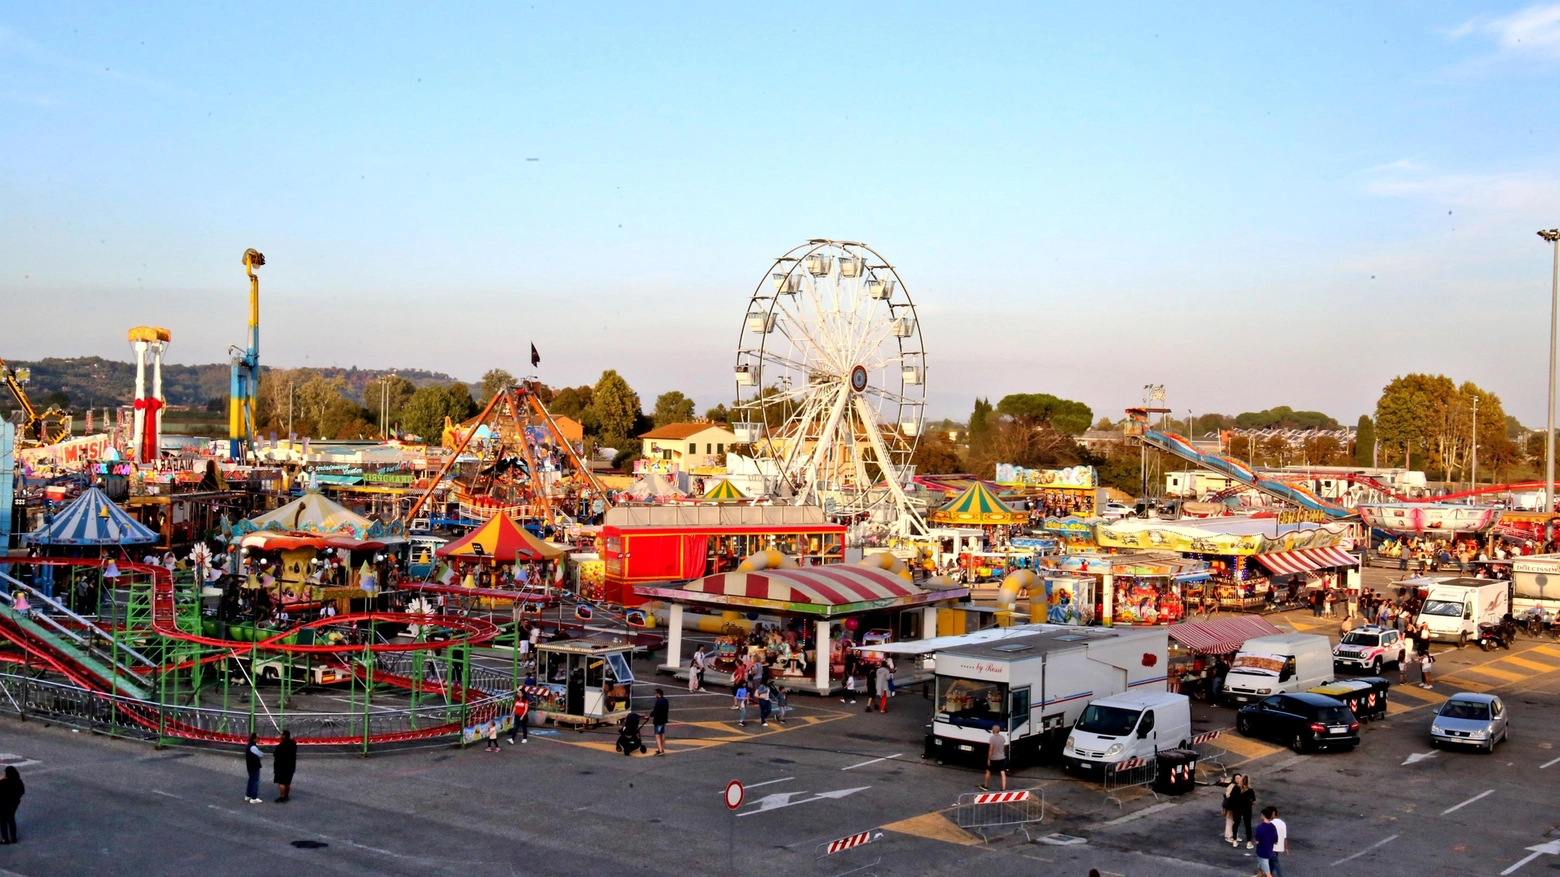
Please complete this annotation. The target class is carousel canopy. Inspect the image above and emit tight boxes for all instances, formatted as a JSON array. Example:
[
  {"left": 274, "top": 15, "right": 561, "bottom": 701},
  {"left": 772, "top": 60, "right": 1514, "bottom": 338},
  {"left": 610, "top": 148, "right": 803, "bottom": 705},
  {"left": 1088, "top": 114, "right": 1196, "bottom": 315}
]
[
  {"left": 930, "top": 482, "right": 1022, "bottom": 526},
  {"left": 230, "top": 491, "right": 406, "bottom": 543},
  {"left": 24, "top": 486, "right": 158, "bottom": 546},
  {"left": 436, "top": 514, "right": 567, "bottom": 562},
  {"left": 637, "top": 566, "right": 968, "bottom": 616},
  {"left": 702, "top": 479, "right": 747, "bottom": 501}
]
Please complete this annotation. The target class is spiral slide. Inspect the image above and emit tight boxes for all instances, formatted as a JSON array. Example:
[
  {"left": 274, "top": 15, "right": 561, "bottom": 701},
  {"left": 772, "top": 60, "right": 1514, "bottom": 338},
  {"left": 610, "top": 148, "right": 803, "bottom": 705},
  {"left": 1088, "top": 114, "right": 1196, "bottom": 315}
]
[{"left": 1138, "top": 428, "right": 1354, "bottom": 519}]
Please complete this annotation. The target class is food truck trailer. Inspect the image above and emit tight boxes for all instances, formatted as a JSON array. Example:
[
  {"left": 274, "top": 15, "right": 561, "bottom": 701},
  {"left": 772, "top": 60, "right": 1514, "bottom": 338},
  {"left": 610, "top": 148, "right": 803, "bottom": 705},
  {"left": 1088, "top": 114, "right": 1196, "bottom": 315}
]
[
  {"left": 532, "top": 639, "right": 636, "bottom": 728},
  {"left": 920, "top": 625, "right": 1169, "bottom": 766}
]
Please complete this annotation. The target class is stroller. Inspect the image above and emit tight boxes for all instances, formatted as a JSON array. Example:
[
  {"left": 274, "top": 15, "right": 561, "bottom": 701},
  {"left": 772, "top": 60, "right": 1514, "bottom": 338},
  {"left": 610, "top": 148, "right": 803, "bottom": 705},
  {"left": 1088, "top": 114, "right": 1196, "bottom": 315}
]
[{"left": 615, "top": 712, "right": 649, "bottom": 756}]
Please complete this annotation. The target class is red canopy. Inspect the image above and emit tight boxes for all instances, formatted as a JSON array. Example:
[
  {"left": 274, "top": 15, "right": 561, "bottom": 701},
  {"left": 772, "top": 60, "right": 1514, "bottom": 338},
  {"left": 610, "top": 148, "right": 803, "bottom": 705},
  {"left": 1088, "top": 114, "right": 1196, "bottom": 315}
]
[
  {"left": 1168, "top": 615, "right": 1283, "bottom": 655},
  {"left": 435, "top": 515, "right": 567, "bottom": 563}
]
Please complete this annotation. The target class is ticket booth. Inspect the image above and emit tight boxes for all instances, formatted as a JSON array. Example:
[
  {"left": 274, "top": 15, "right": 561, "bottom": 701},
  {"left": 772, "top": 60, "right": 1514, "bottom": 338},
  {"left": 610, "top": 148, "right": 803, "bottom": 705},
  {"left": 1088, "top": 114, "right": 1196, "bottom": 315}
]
[{"left": 534, "top": 639, "right": 636, "bottom": 727}]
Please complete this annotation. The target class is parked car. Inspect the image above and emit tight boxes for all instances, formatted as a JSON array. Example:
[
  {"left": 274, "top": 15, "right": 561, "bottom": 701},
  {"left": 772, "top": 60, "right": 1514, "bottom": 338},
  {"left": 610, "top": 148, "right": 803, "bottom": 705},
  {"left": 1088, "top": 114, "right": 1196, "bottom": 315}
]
[
  {"left": 1430, "top": 693, "right": 1509, "bottom": 753},
  {"left": 1236, "top": 692, "right": 1360, "bottom": 753},
  {"left": 1333, "top": 625, "right": 1406, "bottom": 675},
  {"left": 1101, "top": 502, "right": 1133, "bottom": 520}
]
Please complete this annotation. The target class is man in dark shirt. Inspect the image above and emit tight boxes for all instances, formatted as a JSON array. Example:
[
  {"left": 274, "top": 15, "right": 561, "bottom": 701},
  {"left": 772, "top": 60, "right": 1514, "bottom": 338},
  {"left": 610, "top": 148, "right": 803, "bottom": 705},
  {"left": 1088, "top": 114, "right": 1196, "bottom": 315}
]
[
  {"left": 650, "top": 688, "right": 670, "bottom": 756},
  {"left": 1254, "top": 808, "right": 1279, "bottom": 875}
]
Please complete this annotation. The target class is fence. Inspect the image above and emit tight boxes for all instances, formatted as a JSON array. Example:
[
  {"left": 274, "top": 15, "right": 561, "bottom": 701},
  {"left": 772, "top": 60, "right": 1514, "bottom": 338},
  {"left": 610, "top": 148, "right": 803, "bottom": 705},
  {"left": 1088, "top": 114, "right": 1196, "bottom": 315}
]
[
  {"left": 1192, "top": 729, "right": 1230, "bottom": 785},
  {"left": 1102, "top": 757, "right": 1159, "bottom": 808},
  {"left": 0, "top": 671, "right": 507, "bottom": 749},
  {"left": 950, "top": 789, "right": 1046, "bottom": 842},
  {"left": 815, "top": 830, "right": 885, "bottom": 877}
]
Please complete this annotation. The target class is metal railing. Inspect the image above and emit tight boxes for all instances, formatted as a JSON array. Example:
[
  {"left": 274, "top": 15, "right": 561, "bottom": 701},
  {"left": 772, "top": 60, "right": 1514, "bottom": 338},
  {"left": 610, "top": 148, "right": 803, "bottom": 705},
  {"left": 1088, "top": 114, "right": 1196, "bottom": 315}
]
[
  {"left": 0, "top": 671, "right": 507, "bottom": 748},
  {"left": 949, "top": 788, "right": 1046, "bottom": 842},
  {"left": 1192, "top": 729, "right": 1231, "bottom": 785},
  {"left": 1102, "top": 758, "right": 1160, "bottom": 808}
]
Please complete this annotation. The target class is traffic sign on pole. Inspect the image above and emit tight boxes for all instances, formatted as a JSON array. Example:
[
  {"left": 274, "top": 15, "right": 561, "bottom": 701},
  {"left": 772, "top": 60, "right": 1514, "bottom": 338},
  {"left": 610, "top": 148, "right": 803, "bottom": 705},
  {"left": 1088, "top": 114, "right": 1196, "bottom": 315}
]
[{"left": 724, "top": 779, "right": 745, "bottom": 810}]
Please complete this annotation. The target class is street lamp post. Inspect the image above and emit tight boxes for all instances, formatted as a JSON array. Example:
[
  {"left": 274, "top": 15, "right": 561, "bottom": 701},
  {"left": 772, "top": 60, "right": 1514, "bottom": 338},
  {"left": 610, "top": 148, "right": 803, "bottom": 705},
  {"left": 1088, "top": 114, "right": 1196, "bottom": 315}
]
[
  {"left": 1471, "top": 395, "right": 1478, "bottom": 494},
  {"left": 1542, "top": 229, "right": 1560, "bottom": 514}
]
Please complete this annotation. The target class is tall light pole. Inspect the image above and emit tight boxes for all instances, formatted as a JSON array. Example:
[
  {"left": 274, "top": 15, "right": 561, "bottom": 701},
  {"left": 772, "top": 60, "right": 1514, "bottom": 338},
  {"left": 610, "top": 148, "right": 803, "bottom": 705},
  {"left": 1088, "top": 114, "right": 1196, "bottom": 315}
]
[
  {"left": 1542, "top": 229, "right": 1560, "bottom": 514},
  {"left": 1470, "top": 395, "right": 1478, "bottom": 494}
]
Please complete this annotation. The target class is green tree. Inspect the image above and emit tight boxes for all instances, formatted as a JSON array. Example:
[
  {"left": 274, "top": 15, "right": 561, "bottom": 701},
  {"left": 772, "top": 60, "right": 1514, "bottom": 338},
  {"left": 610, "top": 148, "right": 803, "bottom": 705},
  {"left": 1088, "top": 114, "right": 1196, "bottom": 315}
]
[
  {"left": 1233, "top": 406, "right": 1340, "bottom": 430},
  {"left": 1375, "top": 374, "right": 1456, "bottom": 470},
  {"left": 399, "top": 384, "right": 479, "bottom": 442},
  {"left": 549, "top": 385, "right": 594, "bottom": 421},
  {"left": 910, "top": 430, "right": 964, "bottom": 475},
  {"left": 705, "top": 403, "right": 731, "bottom": 423},
  {"left": 967, "top": 398, "right": 994, "bottom": 456},
  {"left": 479, "top": 368, "right": 517, "bottom": 402},
  {"left": 996, "top": 393, "right": 1093, "bottom": 436},
  {"left": 652, "top": 390, "right": 696, "bottom": 427},
  {"left": 587, "top": 370, "right": 642, "bottom": 444},
  {"left": 1354, "top": 415, "right": 1375, "bottom": 467}
]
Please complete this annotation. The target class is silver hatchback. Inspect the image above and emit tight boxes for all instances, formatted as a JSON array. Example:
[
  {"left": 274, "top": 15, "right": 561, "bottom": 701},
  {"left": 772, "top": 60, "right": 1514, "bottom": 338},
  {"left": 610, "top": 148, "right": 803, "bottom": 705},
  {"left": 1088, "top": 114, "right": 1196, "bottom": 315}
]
[{"left": 1430, "top": 693, "right": 1509, "bottom": 753}]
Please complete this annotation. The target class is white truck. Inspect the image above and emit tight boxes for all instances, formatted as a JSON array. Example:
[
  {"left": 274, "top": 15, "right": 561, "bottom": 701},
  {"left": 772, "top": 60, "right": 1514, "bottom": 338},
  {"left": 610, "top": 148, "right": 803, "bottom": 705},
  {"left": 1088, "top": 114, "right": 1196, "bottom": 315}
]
[
  {"left": 920, "top": 625, "right": 1169, "bottom": 767},
  {"left": 1221, "top": 633, "right": 1334, "bottom": 706},
  {"left": 1062, "top": 690, "right": 1192, "bottom": 777},
  {"left": 1417, "top": 578, "right": 1510, "bottom": 647},
  {"left": 1512, "top": 555, "right": 1560, "bottom": 618}
]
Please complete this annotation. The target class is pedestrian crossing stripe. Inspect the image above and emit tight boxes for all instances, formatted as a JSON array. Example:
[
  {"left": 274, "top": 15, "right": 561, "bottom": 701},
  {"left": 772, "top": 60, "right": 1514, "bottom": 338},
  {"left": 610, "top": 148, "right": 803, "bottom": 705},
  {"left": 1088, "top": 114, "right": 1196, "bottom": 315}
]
[
  {"left": 1217, "top": 734, "right": 1283, "bottom": 758},
  {"left": 1442, "top": 677, "right": 1493, "bottom": 691},
  {"left": 1459, "top": 664, "right": 1527, "bottom": 683},
  {"left": 1385, "top": 700, "right": 1416, "bottom": 715},
  {"left": 1500, "top": 655, "right": 1560, "bottom": 673},
  {"left": 1391, "top": 684, "right": 1448, "bottom": 703},
  {"left": 1532, "top": 645, "right": 1560, "bottom": 659}
]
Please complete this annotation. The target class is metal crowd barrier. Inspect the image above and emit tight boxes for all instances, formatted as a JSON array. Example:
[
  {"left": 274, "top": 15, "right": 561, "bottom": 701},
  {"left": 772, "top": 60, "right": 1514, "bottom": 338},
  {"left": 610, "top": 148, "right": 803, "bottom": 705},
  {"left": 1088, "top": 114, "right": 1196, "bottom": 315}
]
[
  {"left": 950, "top": 788, "right": 1046, "bottom": 842},
  {"left": 815, "top": 829, "right": 885, "bottom": 877},
  {"left": 1102, "top": 757, "right": 1159, "bottom": 808},
  {"left": 1192, "top": 729, "right": 1231, "bottom": 785}
]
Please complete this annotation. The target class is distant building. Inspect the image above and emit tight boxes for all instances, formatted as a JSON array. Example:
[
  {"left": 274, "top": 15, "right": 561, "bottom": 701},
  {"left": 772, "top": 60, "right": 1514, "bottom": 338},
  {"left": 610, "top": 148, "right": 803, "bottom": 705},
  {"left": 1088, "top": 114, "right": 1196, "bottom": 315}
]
[
  {"left": 638, "top": 421, "right": 739, "bottom": 472},
  {"left": 550, "top": 414, "right": 584, "bottom": 443}
]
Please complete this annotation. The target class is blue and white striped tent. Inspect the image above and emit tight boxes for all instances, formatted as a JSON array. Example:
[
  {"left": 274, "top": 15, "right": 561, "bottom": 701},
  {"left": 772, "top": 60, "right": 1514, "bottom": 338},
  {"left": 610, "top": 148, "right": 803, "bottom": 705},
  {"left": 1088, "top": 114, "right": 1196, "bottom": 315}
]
[{"left": 23, "top": 486, "right": 158, "bottom": 546}]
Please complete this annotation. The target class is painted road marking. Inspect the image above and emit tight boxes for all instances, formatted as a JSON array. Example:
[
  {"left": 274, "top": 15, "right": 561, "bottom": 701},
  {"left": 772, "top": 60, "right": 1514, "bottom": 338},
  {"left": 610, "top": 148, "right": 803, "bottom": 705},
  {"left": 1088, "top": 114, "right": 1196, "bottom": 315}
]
[
  {"left": 1501, "top": 655, "right": 1560, "bottom": 673},
  {"left": 738, "top": 786, "right": 870, "bottom": 817},
  {"left": 1217, "top": 734, "right": 1283, "bottom": 759},
  {"left": 1442, "top": 789, "right": 1494, "bottom": 815},
  {"left": 1329, "top": 834, "right": 1398, "bottom": 867},
  {"left": 1385, "top": 700, "right": 1416, "bottom": 716},
  {"left": 1502, "top": 840, "right": 1560, "bottom": 875},
  {"left": 746, "top": 777, "right": 795, "bottom": 788},
  {"left": 1443, "top": 677, "right": 1494, "bottom": 691},
  {"left": 1402, "top": 751, "right": 1437, "bottom": 766},
  {"left": 1391, "top": 685, "right": 1448, "bottom": 704},
  {"left": 1541, "top": 756, "right": 1560, "bottom": 769},
  {"left": 882, "top": 812, "right": 980, "bottom": 846},
  {"left": 1460, "top": 665, "right": 1528, "bottom": 684},
  {"left": 842, "top": 753, "right": 902, "bottom": 771},
  {"left": 1532, "top": 645, "right": 1560, "bottom": 659}
]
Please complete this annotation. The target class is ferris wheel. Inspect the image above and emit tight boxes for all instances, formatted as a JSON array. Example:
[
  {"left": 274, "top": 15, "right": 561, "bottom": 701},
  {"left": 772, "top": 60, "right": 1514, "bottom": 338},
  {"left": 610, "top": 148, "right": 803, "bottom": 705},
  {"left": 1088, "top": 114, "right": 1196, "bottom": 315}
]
[{"left": 732, "top": 239, "right": 927, "bottom": 530}]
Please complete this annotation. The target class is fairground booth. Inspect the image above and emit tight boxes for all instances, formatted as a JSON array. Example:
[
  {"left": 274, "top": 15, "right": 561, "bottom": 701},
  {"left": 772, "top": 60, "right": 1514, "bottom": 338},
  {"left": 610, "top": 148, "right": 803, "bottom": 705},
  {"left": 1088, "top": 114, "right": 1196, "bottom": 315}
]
[
  {"left": 1038, "top": 551, "right": 1209, "bottom": 626},
  {"left": 227, "top": 490, "right": 407, "bottom": 610},
  {"left": 636, "top": 561, "right": 968, "bottom": 694},
  {"left": 1095, "top": 515, "right": 1359, "bottom": 612},
  {"left": 1165, "top": 615, "right": 1283, "bottom": 699},
  {"left": 993, "top": 463, "right": 1106, "bottom": 518},
  {"left": 433, "top": 513, "right": 568, "bottom": 589},
  {"left": 1033, "top": 516, "right": 1101, "bottom": 551},
  {"left": 20, "top": 485, "right": 158, "bottom": 608}
]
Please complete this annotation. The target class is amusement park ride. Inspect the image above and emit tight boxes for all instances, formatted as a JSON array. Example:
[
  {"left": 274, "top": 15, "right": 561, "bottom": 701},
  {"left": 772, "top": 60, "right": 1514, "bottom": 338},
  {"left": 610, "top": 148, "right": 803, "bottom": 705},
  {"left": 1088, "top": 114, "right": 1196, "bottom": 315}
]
[
  {"left": 732, "top": 239, "right": 929, "bottom": 536},
  {"left": 228, "top": 248, "right": 263, "bottom": 461},
  {"left": 0, "top": 355, "right": 71, "bottom": 447}
]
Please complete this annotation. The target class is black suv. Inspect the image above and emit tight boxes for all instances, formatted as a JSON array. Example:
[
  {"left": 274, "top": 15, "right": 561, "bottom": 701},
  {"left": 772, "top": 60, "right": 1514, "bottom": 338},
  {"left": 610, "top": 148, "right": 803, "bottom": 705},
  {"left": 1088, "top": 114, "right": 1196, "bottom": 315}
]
[{"left": 1236, "top": 692, "right": 1360, "bottom": 753}]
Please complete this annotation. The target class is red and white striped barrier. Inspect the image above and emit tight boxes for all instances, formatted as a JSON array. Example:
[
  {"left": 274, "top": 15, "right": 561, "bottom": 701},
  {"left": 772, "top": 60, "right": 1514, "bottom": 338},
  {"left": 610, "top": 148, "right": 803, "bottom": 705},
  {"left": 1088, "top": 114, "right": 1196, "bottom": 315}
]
[
  {"left": 1192, "top": 729, "right": 1222, "bottom": 745},
  {"left": 1115, "top": 757, "right": 1150, "bottom": 773},
  {"left": 971, "top": 790, "right": 1031, "bottom": 804},
  {"left": 824, "top": 830, "right": 883, "bottom": 855}
]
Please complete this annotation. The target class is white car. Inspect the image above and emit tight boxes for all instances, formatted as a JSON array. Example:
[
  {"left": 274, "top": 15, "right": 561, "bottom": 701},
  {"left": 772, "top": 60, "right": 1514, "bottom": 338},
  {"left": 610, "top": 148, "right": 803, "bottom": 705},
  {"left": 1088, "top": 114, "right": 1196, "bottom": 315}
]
[
  {"left": 1101, "top": 502, "right": 1133, "bottom": 520},
  {"left": 1333, "top": 625, "right": 1406, "bottom": 675}
]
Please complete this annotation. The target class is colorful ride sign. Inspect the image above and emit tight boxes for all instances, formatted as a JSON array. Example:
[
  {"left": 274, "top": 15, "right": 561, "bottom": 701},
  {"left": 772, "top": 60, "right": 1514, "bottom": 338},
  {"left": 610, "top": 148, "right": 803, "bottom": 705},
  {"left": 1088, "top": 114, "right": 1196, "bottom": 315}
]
[{"left": 995, "top": 464, "right": 1097, "bottom": 490}]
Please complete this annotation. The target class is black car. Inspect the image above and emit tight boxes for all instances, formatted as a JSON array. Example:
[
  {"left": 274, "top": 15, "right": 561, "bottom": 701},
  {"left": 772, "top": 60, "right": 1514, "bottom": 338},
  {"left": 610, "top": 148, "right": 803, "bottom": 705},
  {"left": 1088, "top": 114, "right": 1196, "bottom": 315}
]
[{"left": 1236, "top": 692, "right": 1360, "bottom": 753}]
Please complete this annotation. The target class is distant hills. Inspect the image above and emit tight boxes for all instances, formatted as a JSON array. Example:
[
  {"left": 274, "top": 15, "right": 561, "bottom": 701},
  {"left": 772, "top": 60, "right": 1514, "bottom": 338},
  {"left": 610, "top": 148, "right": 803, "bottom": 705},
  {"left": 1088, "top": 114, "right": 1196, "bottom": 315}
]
[{"left": 0, "top": 356, "right": 460, "bottom": 410}]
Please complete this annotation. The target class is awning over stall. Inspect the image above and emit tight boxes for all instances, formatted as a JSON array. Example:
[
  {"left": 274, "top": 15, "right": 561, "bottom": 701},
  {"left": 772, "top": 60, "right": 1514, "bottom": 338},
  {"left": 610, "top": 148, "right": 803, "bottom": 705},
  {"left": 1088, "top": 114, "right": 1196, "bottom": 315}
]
[
  {"left": 1254, "top": 546, "right": 1359, "bottom": 576},
  {"left": 1168, "top": 615, "right": 1283, "bottom": 655},
  {"left": 635, "top": 566, "right": 968, "bottom": 616}
]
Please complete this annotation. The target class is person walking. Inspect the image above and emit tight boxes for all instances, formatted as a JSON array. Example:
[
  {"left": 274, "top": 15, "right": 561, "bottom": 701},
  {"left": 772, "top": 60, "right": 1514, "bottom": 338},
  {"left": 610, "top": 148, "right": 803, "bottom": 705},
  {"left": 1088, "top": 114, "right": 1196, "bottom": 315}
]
[
  {"left": 734, "top": 681, "right": 750, "bottom": 727},
  {"left": 0, "top": 766, "right": 23, "bottom": 845},
  {"left": 979, "top": 723, "right": 1009, "bottom": 792},
  {"left": 841, "top": 673, "right": 858, "bottom": 704},
  {"left": 773, "top": 683, "right": 789, "bottom": 725},
  {"left": 1221, "top": 773, "right": 1243, "bottom": 844},
  {"left": 272, "top": 729, "right": 297, "bottom": 803},
  {"left": 875, "top": 662, "right": 892, "bottom": 714},
  {"left": 650, "top": 688, "right": 670, "bottom": 755},
  {"left": 863, "top": 661, "right": 879, "bottom": 712},
  {"left": 508, "top": 688, "right": 530, "bottom": 744},
  {"left": 1254, "top": 808, "right": 1279, "bottom": 875},
  {"left": 485, "top": 720, "right": 501, "bottom": 752},
  {"left": 1419, "top": 649, "right": 1435, "bottom": 689},
  {"left": 1267, "top": 805, "right": 1288, "bottom": 877},
  {"left": 244, "top": 733, "right": 264, "bottom": 803},
  {"left": 690, "top": 645, "right": 707, "bottom": 692},
  {"left": 756, "top": 681, "right": 773, "bottom": 727}
]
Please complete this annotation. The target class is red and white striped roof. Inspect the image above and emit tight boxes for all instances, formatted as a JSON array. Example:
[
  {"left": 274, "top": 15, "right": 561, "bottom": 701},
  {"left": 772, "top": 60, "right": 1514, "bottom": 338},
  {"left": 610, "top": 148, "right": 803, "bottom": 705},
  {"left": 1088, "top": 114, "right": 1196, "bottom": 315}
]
[
  {"left": 1169, "top": 615, "right": 1283, "bottom": 655},
  {"left": 1254, "top": 546, "right": 1358, "bottom": 576},
  {"left": 683, "top": 566, "right": 923, "bottom": 607}
]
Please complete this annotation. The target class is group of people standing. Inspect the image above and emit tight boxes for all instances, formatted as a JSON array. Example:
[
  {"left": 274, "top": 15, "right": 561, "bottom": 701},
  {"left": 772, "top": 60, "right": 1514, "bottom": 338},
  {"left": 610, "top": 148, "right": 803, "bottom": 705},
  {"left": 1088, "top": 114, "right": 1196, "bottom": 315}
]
[
  {"left": 242, "top": 730, "right": 297, "bottom": 804},
  {"left": 1221, "top": 773, "right": 1289, "bottom": 875}
]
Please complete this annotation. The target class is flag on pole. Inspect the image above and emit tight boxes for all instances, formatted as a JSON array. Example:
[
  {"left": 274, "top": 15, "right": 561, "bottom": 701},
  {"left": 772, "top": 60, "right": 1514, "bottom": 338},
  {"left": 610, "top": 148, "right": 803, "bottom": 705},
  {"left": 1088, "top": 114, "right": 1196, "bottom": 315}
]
[{"left": 530, "top": 343, "right": 541, "bottom": 367}]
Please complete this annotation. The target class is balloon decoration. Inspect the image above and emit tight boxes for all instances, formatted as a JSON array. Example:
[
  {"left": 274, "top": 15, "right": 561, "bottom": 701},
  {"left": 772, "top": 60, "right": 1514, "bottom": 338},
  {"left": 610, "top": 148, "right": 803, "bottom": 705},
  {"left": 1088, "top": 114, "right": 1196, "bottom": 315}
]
[
  {"left": 575, "top": 603, "right": 595, "bottom": 621},
  {"left": 844, "top": 617, "right": 858, "bottom": 631}
]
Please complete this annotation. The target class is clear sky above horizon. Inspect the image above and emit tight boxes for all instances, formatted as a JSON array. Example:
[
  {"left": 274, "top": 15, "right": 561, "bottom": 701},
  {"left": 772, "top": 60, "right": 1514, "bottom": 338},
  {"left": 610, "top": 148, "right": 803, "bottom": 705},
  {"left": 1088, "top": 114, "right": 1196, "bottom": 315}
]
[{"left": 5, "top": 3, "right": 1560, "bottom": 427}]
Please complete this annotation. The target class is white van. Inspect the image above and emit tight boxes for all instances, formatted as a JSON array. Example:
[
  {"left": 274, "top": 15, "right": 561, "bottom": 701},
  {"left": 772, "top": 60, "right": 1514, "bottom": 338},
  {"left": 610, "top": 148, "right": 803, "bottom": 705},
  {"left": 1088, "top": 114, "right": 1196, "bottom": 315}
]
[
  {"left": 1063, "top": 691, "right": 1192, "bottom": 776},
  {"left": 1221, "top": 633, "right": 1333, "bottom": 705},
  {"left": 1417, "top": 578, "right": 1510, "bottom": 647}
]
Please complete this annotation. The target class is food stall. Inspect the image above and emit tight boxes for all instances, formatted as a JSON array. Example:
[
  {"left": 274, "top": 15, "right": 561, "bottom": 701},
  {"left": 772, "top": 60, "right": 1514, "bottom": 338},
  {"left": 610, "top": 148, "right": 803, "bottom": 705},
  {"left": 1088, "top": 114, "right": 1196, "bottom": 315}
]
[
  {"left": 994, "top": 464, "right": 1103, "bottom": 518},
  {"left": 1039, "top": 552, "right": 1206, "bottom": 626},
  {"left": 1165, "top": 615, "right": 1283, "bottom": 699},
  {"left": 533, "top": 639, "right": 637, "bottom": 727}
]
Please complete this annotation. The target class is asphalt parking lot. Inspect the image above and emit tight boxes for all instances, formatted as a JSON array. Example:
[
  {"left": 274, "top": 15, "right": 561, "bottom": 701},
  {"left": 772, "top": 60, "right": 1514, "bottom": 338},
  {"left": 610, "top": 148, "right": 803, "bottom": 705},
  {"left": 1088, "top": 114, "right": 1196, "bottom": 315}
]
[{"left": 3, "top": 570, "right": 1559, "bottom": 877}]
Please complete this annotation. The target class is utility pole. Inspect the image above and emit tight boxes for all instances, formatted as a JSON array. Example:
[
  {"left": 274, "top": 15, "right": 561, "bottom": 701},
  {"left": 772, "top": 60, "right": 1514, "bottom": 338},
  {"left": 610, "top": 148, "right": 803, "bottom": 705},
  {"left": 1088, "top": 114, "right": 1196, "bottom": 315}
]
[
  {"left": 1471, "top": 395, "right": 1479, "bottom": 493},
  {"left": 287, "top": 381, "right": 294, "bottom": 442},
  {"left": 1542, "top": 229, "right": 1560, "bottom": 514}
]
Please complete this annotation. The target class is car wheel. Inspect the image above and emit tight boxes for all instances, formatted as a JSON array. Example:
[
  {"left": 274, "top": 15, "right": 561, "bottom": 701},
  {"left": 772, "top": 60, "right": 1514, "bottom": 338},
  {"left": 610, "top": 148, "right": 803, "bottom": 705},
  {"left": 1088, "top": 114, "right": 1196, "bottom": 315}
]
[
  {"left": 1429, "top": 739, "right": 1439, "bottom": 750},
  {"left": 1291, "top": 733, "right": 1309, "bottom": 754},
  {"left": 1458, "top": 632, "right": 1467, "bottom": 649},
  {"left": 1237, "top": 716, "right": 1252, "bottom": 735},
  {"left": 1371, "top": 658, "right": 1383, "bottom": 675}
]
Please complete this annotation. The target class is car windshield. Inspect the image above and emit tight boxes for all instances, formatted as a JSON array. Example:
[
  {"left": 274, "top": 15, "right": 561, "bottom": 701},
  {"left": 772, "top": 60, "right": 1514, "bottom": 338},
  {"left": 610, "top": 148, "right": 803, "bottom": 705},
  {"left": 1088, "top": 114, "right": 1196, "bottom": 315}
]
[
  {"left": 1421, "top": 600, "right": 1464, "bottom": 617},
  {"left": 1076, "top": 704, "right": 1140, "bottom": 736},
  {"left": 1340, "top": 632, "right": 1380, "bottom": 646},
  {"left": 1440, "top": 700, "right": 1491, "bottom": 720},
  {"left": 1315, "top": 706, "right": 1354, "bottom": 724}
]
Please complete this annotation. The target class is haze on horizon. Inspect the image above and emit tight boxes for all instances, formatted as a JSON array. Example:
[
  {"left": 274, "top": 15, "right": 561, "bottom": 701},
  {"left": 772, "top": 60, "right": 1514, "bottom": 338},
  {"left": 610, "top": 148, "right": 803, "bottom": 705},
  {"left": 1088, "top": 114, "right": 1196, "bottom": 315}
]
[{"left": 4, "top": 3, "right": 1560, "bottom": 426}]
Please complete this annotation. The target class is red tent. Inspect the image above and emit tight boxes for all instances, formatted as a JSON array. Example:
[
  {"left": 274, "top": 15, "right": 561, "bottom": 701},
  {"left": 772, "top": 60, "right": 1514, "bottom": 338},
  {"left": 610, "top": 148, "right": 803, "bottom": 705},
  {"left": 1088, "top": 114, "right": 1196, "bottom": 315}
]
[{"left": 435, "top": 515, "right": 567, "bottom": 563}]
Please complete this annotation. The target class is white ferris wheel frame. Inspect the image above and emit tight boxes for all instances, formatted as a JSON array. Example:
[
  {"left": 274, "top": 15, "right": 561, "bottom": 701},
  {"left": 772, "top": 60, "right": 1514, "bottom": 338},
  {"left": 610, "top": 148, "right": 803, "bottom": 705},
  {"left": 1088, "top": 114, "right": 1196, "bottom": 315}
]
[{"left": 732, "top": 239, "right": 928, "bottom": 533}]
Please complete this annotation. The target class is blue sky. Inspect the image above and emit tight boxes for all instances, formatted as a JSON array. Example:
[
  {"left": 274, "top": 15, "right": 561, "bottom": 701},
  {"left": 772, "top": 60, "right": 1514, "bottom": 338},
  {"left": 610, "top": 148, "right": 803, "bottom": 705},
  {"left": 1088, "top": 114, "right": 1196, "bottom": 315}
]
[{"left": 4, "top": 3, "right": 1560, "bottom": 426}]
